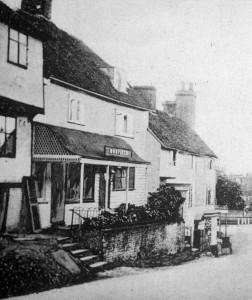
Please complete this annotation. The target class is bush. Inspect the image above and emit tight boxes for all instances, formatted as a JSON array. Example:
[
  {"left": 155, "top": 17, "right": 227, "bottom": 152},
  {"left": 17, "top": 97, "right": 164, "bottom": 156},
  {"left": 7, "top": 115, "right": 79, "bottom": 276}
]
[{"left": 81, "top": 185, "right": 185, "bottom": 231}]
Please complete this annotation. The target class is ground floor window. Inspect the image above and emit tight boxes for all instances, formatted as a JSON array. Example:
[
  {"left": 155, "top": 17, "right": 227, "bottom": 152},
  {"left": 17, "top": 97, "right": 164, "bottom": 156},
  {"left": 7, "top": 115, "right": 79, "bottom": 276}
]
[
  {"left": 66, "top": 163, "right": 80, "bottom": 203},
  {"left": 113, "top": 167, "right": 135, "bottom": 191},
  {"left": 83, "top": 164, "right": 95, "bottom": 202}
]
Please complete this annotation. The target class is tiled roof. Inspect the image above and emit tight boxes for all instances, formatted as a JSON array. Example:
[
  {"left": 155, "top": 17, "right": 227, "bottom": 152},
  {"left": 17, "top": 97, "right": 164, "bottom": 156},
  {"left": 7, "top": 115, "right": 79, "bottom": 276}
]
[
  {"left": 149, "top": 110, "right": 217, "bottom": 158},
  {"left": 15, "top": 10, "right": 152, "bottom": 110}
]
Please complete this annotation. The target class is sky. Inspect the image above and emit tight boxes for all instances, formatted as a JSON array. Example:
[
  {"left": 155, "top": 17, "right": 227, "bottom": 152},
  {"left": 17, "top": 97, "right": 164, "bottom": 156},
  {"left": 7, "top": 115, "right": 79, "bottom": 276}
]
[{"left": 4, "top": 0, "right": 252, "bottom": 174}]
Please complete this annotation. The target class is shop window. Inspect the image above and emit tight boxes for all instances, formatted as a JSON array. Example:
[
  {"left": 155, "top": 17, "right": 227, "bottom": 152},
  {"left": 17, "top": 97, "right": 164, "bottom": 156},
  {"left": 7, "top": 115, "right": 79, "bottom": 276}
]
[
  {"left": 66, "top": 163, "right": 80, "bottom": 203},
  {"left": 68, "top": 97, "right": 85, "bottom": 125},
  {"left": 113, "top": 167, "right": 135, "bottom": 190},
  {"left": 8, "top": 28, "right": 28, "bottom": 68},
  {"left": 115, "top": 110, "right": 134, "bottom": 137},
  {"left": 0, "top": 116, "right": 16, "bottom": 157},
  {"left": 83, "top": 165, "right": 95, "bottom": 202},
  {"left": 33, "top": 162, "right": 47, "bottom": 201}
]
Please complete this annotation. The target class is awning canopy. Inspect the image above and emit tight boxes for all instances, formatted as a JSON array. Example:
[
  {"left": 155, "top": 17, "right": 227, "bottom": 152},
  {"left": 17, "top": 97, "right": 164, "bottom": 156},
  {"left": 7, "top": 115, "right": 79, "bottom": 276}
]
[{"left": 33, "top": 122, "right": 149, "bottom": 164}]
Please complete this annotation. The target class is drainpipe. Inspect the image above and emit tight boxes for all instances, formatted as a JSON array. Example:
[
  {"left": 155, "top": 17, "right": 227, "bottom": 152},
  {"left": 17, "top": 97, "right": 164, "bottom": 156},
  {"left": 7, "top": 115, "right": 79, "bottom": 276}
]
[{"left": 126, "top": 167, "right": 129, "bottom": 211}]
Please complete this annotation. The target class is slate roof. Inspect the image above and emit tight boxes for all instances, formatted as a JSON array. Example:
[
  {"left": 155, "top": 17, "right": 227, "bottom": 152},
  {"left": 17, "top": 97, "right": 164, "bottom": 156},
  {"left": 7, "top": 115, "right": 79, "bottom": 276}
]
[
  {"left": 34, "top": 122, "right": 149, "bottom": 164},
  {"left": 149, "top": 110, "right": 217, "bottom": 158},
  {"left": 12, "top": 9, "right": 152, "bottom": 110}
]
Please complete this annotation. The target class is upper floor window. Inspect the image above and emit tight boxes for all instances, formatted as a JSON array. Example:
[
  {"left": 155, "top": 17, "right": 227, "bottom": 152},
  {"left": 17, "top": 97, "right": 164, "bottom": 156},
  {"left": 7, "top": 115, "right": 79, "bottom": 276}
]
[
  {"left": 189, "top": 155, "right": 194, "bottom": 168},
  {"left": 209, "top": 159, "right": 213, "bottom": 169},
  {"left": 115, "top": 110, "right": 134, "bottom": 138},
  {"left": 8, "top": 28, "right": 28, "bottom": 68},
  {"left": 68, "top": 97, "right": 85, "bottom": 125},
  {"left": 0, "top": 116, "right": 16, "bottom": 158},
  {"left": 169, "top": 150, "right": 177, "bottom": 166},
  {"left": 206, "top": 189, "right": 212, "bottom": 205}
]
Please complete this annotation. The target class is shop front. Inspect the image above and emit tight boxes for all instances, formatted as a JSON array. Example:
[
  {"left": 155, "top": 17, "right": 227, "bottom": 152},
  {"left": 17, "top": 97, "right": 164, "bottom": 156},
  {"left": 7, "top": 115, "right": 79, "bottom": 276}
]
[{"left": 32, "top": 123, "right": 148, "bottom": 228}]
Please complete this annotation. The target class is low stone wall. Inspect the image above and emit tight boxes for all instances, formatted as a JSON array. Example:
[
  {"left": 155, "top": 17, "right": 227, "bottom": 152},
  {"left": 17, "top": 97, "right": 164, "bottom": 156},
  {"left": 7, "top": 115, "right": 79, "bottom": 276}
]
[{"left": 81, "top": 222, "right": 185, "bottom": 263}]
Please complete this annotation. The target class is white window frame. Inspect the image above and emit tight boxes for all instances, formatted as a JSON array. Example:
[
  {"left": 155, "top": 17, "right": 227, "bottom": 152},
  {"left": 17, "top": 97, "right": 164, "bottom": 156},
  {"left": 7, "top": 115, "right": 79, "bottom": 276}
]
[
  {"left": 115, "top": 110, "right": 134, "bottom": 138},
  {"left": 68, "top": 95, "right": 85, "bottom": 125}
]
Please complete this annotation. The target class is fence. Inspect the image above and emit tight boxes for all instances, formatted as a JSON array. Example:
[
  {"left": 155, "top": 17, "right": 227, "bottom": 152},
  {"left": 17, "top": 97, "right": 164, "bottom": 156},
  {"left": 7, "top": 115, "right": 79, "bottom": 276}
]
[{"left": 70, "top": 207, "right": 103, "bottom": 229}]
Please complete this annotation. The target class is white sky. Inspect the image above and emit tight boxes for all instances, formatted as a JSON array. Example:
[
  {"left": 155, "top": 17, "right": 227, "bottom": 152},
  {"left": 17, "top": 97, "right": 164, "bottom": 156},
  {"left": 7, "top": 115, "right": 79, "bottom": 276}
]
[{"left": 4, "top": 0, "right": 252, "bottom": 174}]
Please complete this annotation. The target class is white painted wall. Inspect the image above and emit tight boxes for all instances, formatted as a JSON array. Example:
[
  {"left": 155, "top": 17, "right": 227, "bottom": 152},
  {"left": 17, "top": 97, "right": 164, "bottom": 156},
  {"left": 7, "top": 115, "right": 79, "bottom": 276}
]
[
  {"left": 146, "top": 131, "right": 161, "bottom": 193},
  {"left": 34, "top": 82, "right": 149, "bottom": 160},
  {"left": 0, "top": 117, "right": 32, "bottom": 182},
  {"left": 0, "top": 23, "right": 43, "bottom": 108}
]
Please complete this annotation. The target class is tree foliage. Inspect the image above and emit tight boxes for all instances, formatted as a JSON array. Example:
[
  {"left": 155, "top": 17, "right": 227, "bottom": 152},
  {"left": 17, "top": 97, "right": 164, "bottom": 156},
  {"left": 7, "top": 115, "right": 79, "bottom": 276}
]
[{"left": 216, "top": 174, "right": 245, "bottom": 210}]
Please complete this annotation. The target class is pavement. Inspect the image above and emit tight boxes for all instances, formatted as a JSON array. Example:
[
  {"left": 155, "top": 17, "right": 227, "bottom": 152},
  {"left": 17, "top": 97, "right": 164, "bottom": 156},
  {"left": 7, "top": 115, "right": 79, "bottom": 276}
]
[{"left": 9, "top": 225, "right": 252, "bottom": 300}]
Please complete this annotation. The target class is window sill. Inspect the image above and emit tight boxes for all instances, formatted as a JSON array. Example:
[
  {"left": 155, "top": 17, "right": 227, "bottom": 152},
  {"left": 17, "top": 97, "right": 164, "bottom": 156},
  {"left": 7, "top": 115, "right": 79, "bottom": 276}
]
[
  {"left": 65, "top": 201, "right": 80, "bottom": 205},
  {"left": 67, "top": 120, "right": 85, "bottom": 126},
  {"left": 8, "top": 60, "right": 27, "bottom": 69},
  {"left": 115, "top": 133, "right": 134, "bottom": 139},
  {"left": 113, "top": 189, "right": 135, "bottom": 192},
  {"left": 83, "top": 199, "right": 95, "bottom": 203}
]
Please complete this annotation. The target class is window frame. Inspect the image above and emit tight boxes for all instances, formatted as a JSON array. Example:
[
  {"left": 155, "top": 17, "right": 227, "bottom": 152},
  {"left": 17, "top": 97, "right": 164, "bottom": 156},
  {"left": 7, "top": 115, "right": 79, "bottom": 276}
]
[
  {"left": 8, "top": 27, "right": 28, "bottom": 69},
  {"left": 0, "top": 115, "right": 16, "bottom": 158},
  {"left": 112, "top": 167, "right": 135, "bottom": 191},
  {"left": 83, "top": 164, "right": 95, "bottom": 202},
  {"left": 68, "top": 96, "right": 85, "bottom": 126},
  {"left": 115, "top": 110, "right": 134, "bottom": 138},
  {"left": 65, "top": 163, "right": 81, "bottom": 204}
]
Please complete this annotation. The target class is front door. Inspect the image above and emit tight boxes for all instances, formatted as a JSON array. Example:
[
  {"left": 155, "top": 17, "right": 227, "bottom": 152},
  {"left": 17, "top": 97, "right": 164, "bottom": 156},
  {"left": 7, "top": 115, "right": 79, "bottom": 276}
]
[{"left": 51, "top": 162, "right": 65, "bottom": 224}]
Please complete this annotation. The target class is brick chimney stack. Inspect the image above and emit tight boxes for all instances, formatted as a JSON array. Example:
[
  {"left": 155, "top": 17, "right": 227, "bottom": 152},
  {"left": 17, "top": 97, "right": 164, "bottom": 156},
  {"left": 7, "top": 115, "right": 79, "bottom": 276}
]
[
  {"left": 133, "top": 86, "right": 156, "bottom": 110},
  {"left": 175, "top": 82, "right": 196, "bottom": 130},
  {"left": 21, "top": 0, "right": 52, "bottom": 19}
]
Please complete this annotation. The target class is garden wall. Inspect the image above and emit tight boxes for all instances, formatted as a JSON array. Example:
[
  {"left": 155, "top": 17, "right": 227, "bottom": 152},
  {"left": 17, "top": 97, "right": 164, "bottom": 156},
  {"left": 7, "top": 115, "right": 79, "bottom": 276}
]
[{"left": 81, "top": 222, "right": 185, "bottom": 263}]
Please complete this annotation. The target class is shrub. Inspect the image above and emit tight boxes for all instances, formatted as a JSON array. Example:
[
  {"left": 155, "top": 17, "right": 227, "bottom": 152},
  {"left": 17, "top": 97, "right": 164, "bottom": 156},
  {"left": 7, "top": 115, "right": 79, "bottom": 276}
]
[{"left": 81, "top": 185, "right": 185, "bottom": 231}]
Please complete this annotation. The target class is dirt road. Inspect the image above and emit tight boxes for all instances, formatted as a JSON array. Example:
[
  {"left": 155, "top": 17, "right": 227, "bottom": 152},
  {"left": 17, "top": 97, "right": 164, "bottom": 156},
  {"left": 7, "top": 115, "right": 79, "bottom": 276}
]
[{"left": 10, "top": 225, "right": 252, "bottom": 300}]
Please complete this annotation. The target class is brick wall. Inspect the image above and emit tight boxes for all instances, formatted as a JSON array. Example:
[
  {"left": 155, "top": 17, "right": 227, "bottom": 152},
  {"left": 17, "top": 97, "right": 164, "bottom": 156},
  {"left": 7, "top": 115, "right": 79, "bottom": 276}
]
[{"left": 81, "top": 222, "right": 185, "bottom": 263}]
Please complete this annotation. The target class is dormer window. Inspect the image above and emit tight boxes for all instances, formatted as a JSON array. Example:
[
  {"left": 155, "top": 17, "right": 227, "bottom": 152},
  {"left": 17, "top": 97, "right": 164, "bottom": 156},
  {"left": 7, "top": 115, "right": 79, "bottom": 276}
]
[{"left": 8, "top": 28, "right": 28, "bottom": 68}]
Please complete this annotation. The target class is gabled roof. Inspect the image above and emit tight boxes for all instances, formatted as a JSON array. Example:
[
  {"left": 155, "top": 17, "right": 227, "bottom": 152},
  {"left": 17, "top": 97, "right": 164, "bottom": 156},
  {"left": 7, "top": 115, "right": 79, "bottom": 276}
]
[
  {"left": 0, "top": 1, "right": 47, "bottom": 40},
  {"left": 15, "top": 10, "right": 152, "bottom": 110},
  {"left": 149, "top": 110, "right": 217, "bottom": 158}
]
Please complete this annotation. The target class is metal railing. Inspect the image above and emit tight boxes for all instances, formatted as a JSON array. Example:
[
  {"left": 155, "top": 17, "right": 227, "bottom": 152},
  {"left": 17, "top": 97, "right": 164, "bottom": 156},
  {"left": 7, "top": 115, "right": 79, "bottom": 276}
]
[{"left": 70, "top": 207, "right": 103, "bottom": 230}]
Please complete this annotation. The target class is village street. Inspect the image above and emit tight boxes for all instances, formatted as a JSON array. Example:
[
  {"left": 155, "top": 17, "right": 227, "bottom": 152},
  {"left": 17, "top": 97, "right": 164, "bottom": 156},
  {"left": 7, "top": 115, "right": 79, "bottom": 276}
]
[{"left": 9, "top": 225, "right": 252, "bottom": 300}]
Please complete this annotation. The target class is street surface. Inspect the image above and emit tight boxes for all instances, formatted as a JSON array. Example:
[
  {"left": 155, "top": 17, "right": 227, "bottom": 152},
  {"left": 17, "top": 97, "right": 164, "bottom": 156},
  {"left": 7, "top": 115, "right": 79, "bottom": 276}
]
[{"left": 10, "top": 225, "right": 252, "bottom": 300}]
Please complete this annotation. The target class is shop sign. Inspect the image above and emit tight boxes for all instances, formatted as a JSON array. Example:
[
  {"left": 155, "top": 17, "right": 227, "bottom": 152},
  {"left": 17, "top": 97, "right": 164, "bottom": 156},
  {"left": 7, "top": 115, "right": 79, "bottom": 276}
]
[{"left": 104, "top": 146, "right": 132, "bottom": 158}]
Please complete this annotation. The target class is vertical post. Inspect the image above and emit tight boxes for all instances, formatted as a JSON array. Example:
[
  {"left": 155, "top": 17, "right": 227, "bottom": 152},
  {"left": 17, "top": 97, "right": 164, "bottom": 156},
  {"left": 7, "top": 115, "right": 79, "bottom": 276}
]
[
  {"left": 126, "top": 167, "right": 129, "bottom": 211},
  {"left": 219, "top": 213, "right": 221, "bottom": 233},
  {"left": 80, "top": 163, "right": 84, "bottom": 204},
  {"left": 225, "top": 213, "right": 227, "bottom": 237},
  {"left": 105, "top": 165, "right": 109, "bottom": 209}
]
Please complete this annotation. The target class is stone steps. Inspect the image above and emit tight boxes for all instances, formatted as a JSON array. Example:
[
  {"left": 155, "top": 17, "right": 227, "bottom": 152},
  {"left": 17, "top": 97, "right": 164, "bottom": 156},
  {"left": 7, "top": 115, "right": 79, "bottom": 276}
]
[{"left": 57, "top": 236, "right": 109, "bottom": 272}]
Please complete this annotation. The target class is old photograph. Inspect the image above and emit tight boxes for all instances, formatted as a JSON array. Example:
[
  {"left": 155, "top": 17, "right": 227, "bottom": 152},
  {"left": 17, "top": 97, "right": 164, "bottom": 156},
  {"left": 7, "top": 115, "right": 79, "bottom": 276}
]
[{"left": 0, "top": 0, "right": 252, "bottom": 299}]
